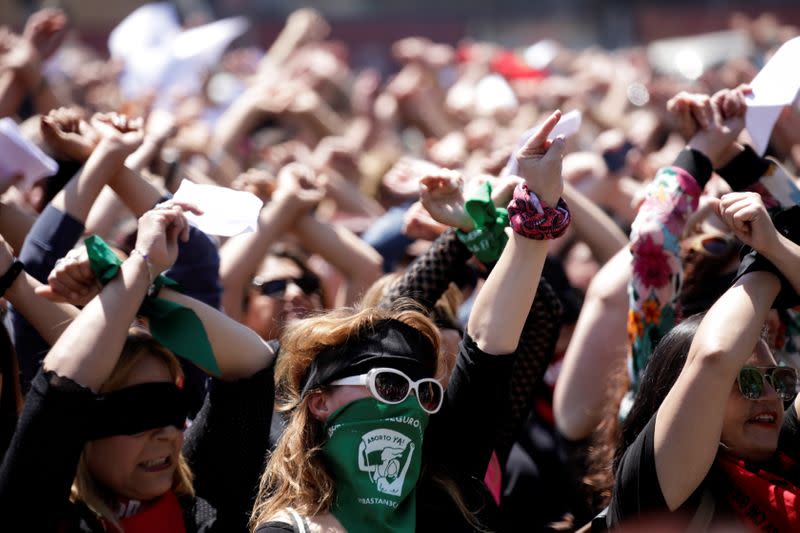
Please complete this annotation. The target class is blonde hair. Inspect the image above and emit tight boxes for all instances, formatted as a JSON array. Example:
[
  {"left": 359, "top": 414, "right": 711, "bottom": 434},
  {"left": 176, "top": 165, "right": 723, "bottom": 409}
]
[
  {"left": 71, "top": 330, "right": 194, "bottom": 528},
  {"left": 250, "top": 303, "right": 441, "bottom": 529}
]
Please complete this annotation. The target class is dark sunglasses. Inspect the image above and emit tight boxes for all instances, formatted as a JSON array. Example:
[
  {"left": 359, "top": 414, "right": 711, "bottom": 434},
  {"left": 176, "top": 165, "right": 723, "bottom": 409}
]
[
  {"left": 737, "top": 365, "right": 798, "bottom": 402},
  {"left": 252, "top": 275, "right": 320, "bottom": 298},
  {"left": 683, "top": 233, "right": 738, "bottom": 257}
]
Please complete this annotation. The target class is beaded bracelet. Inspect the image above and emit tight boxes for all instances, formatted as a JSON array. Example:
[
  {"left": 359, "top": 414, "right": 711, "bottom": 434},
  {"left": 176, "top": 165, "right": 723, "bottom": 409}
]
[{"left": 507, "top": 183, "right": 571, "bottom": 240}]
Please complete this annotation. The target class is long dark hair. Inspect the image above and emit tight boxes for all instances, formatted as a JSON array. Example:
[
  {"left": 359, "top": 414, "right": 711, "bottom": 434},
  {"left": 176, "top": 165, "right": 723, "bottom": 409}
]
[{"left": 614, "top": 312, "right": 705, "bottom": 472}]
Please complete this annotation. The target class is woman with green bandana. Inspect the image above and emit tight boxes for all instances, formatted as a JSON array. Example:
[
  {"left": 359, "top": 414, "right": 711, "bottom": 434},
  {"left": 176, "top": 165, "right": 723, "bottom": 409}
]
[
  {"left": 250, "top": 110, "right": 570, "bottom": 533},
  {"left": 0, "top": 201, "right": 277, "bottom": 532}
]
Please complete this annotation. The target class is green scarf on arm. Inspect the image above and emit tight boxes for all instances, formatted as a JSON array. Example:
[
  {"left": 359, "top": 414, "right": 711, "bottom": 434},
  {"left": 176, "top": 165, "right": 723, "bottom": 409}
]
[{"left": 84, "top": 235, "right": 221, "bottom": 376}]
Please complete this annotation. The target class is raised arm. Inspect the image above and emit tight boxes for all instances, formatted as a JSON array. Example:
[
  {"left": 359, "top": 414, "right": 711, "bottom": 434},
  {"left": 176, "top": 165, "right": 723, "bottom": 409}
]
[
  {"left": 41, "top": 206, "right": 186, "bottom": 390},
  {"left": 468, "top": 110, "right": 565, "bottom": 354},
  {"left": 43, "top": 110, "right": 144, "bottom": 224},
  {"left": 219, "top": 163, "right": 324, "bottom": 321},
  {"left": 628, "top": 91, "right": 744, "bottom": 385},
  {"left": 44, "top": 202, "right": 273, "bottom": 390},
  {"left": 291, "top": 214, "right": 383, "bottom": 306},
  {"left": 554, "top": 246, "right": 631, "bottom": 441},
  {"left": 654, "top": 272, "right": 779, "bottom": 510},
  {"left": 654, "top": 183, "right": 800, "bottom": 509},
  {"left": 0, "top": 235, "right": 76, "bottom": 346}
]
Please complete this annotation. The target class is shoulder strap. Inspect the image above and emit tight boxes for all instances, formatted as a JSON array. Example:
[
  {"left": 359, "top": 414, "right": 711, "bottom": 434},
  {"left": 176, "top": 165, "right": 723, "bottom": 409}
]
[{"left": 287, "top": 508, "right": 309, "bottom": 533}]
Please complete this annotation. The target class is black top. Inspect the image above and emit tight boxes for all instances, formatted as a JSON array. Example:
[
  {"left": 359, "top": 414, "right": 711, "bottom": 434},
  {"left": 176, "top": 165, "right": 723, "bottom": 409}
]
[
  {"left": 256, "top": 332, "right": 513, "bottom": 532},
  {"left": 608, "top": 403, "right": 800, "bottom": 528},
  {"left": 0, "top": 365, "right": 273, "bottom": 532}
]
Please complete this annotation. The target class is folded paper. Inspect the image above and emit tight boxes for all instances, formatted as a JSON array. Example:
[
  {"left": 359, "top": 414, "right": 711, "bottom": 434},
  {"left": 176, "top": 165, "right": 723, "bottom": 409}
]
[
  {"left": 0, "top": 118, "right": 58, "bottom": 191},
  {"left": 745, "top": 37, "right": 800, "bottom": 156},
  {"left": 109, "top": 3, "right": 249, "bottom": 107},
  {"left": 173, "top": 179, "right": 263, "bottom": 237}
]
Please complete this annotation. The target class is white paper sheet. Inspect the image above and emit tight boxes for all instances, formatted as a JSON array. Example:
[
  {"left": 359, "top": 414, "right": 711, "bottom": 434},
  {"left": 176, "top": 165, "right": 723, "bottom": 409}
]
[
  {"left": 745, "top": 36, "right": 800, "bottom": 155},
  {"left": 172, "top": 180, "right": 263, "bottom": 237},
  {"left": 0, "top": 118, "right": 58, "bottom": 191},
  {"left": 503, "top": 110, "right": 582, "bottom": 176},
  {"left": 109, "top": 3, "right": 249, "bottom": 105}
]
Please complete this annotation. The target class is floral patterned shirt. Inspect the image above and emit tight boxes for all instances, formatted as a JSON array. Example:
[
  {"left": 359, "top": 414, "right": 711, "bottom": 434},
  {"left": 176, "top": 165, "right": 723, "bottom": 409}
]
[{"left": 626, "top": 150, "right": 800, "bottom": 399}]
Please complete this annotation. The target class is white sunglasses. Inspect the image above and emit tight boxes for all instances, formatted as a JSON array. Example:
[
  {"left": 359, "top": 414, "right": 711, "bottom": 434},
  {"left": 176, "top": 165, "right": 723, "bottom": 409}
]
[{"left": 329, "top": 367, "right": 444, "bottom": 414}]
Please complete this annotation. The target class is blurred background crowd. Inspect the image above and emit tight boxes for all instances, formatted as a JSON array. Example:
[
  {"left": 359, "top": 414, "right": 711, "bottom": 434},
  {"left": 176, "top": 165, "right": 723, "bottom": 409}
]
[{"left": 1, "top": 1, "right": 800, "bottom": 532}]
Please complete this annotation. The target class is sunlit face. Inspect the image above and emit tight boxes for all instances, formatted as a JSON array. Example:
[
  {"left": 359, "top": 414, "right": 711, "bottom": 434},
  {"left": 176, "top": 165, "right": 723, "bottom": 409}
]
[
  {"left": 720, "top": 339, "right": 785, "bottom": 462},
  {"left": 245, "top": 256, "right": 323, "bottom": 341},
  {"left": 312, "top": 385, "right": 373, "bottom": 422},
  {"left": 84, "top": 355, "right": 183, "bottom": 501}
]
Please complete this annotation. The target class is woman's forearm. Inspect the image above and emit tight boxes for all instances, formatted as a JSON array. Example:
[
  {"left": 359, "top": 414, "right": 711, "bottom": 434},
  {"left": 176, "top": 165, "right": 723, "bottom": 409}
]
[
  {"left": 554, "top": 247, "right": 631, "bottom": 441},
  {"left": 219, "top": 195, "right": 305, "bottom": 319},
  {"left": 160, "top": 287, "right": 274, "bottom": 380},
  {"left": 43, "top": 254, "right": 150, "bottom": 391},
  {"left": 0, "top": 202, "right": 35, "bottom": 254},
  {"left": 107, "top": 165, "right": 163, "bottom": 217},
  {"left": 5, "top": 272, "right": 77, "bottom": 346},
  {"left": 292, "top": 214, "right": 383, "bottom": 306},
  {"left": 468, "top": 233, "right": 549, "bottom": 354},
  {"left": 50, "top": 140, "right": 129, "bottom": 224},
  {"left": 763, "top": 234, "right": 800, "bottom": 298},
  {"left": 654, "top": 272, "right": 780, "bottom": 510}
]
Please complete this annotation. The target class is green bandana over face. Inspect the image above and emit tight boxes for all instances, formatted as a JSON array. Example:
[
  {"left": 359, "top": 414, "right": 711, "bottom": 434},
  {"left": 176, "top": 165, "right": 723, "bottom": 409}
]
[{"left": 322, "top": 396, "right": 428, "bottom": 533}]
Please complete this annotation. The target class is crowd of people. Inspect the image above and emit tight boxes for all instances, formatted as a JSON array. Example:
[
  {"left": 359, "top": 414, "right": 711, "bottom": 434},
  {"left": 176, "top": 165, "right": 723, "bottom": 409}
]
[{"left": 1, "top": 4, "right": 800, "bottom": 532}]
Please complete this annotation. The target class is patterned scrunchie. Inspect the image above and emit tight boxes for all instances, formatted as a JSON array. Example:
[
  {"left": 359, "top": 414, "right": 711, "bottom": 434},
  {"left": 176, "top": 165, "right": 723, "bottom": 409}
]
[{"left": 507, "top": 182, "right": 571, "bottom": 240}]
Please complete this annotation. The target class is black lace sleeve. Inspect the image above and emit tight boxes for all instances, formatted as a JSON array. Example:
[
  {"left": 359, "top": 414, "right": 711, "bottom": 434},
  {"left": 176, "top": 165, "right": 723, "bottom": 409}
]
[
  {"left": 494, "top": 277, "right": 563, "bottom": 464},
  {"left": 380, "top": 229, "right": 472, "bottom": 310}
]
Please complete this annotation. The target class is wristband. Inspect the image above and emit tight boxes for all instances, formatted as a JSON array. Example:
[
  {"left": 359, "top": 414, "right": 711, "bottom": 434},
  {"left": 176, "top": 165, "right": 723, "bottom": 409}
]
[
  {"left": 507, "top": 183, "right": 570, "bottom": 240},
  {"left": 0, "top": 259, "right": 24, "bottom": 297},
  {"left": 455, "top": 180, "right": 509, "bottom": 263}
]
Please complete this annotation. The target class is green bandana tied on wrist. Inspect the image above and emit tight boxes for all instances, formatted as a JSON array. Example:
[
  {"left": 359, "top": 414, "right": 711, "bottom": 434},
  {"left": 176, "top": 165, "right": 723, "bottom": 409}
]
[
  {"left": 322, "top": 396, "right": 428, "bottom": 533},
  {"left": 456, "top": 180, "right": 509, "bottom": 263},
  {"left": 84, "top": 235, "right": 221, "bottom": 377}
]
